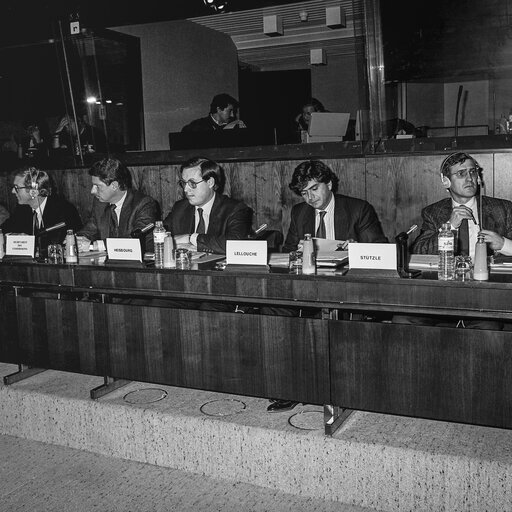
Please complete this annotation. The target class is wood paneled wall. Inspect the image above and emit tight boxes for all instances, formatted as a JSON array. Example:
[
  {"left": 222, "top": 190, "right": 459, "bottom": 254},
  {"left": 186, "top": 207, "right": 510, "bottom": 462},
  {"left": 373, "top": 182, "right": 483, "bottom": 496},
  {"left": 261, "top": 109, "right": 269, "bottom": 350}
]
[{"left": 1, "top": 152, "right": 511, "bottom": 244}]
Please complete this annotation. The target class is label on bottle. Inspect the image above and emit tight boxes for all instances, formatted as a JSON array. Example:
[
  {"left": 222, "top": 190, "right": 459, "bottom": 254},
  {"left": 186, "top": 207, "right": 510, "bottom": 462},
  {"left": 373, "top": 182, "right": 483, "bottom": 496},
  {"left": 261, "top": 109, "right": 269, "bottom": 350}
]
[
  {"left": 154, "top": 231, "right": 166, "bottom": 243},
  {"left": 438, "top": 237, "right": 454, "bottom": 251}
]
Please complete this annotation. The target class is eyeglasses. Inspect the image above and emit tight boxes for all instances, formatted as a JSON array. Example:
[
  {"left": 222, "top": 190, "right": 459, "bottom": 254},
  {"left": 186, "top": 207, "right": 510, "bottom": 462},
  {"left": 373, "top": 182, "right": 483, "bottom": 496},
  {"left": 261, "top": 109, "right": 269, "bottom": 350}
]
[
  {"left": 178, "top": 179, "right": 205, "bottom": 189},
  {"left": 449, "top": 168, "right": 480, "bottom": 179},
  {"left": 12, "top": 185, "right": 30, "bottom": 192}
]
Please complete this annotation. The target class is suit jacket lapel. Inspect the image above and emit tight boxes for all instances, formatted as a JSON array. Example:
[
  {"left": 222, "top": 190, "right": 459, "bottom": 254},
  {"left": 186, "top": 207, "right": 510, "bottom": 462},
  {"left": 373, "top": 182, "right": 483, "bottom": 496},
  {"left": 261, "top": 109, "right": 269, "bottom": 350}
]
[
  {"left": 206, "top": 194, "right": 221, "bottom": 235},
  {"left": 117, "top": 190, "right": 133, "bottom": 235},
  {"left": 333, "top": 195, "right": 349, "bottom": 240}
]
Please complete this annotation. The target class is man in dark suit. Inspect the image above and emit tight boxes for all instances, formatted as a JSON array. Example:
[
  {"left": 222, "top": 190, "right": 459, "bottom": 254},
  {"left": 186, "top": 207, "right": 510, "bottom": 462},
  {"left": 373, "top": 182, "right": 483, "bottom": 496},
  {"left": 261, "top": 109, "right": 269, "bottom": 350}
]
[
  {"left": 397, "top": 151, "right": 512, "bottom": 330},
  {"left": 283, "top": 160, "right": 387, "bottom": 253},
  {"left": 76, "top": 158, "right": 158, "bottom": 252},
  {"left": 413, "top": 152, "right": 512, "bottom": 258},
  {"left": 268, "top": 160, "right": 387, "bottom": 413},
  {"left": 181, "top": 94, "right": 246, "bottom": 133},
  {"left": 2, "top": 166, "right": 82, "bottom": 258},
  {"left": 163, "top": 157, "right": 252, "bottom": 254}
]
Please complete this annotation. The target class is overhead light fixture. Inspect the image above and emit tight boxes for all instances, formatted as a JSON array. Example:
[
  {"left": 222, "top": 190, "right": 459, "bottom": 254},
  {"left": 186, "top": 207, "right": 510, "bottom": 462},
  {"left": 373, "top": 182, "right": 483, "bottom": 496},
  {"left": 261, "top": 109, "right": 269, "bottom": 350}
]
[{"left": 203, "top": 0, "right": 229, "bottom": 13}]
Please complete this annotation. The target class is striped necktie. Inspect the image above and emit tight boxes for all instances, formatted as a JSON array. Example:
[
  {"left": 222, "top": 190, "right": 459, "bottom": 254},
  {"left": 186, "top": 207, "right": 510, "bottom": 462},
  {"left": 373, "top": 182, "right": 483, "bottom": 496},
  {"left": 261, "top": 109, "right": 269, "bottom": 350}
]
[{"left": 315, "top": 210, "right": 327, "bottom": 239}]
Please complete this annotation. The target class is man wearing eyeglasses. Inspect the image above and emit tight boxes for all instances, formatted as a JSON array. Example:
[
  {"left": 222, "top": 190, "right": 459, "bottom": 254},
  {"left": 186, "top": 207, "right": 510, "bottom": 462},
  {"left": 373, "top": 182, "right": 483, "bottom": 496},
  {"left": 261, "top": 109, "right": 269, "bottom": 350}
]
[
  {"left": 163, "top": 157, "right": 252, "bottom": 254},
  {"left": 1, "top": 166, "right": 82, "bottom": 254},
  {"left": 76, "top": 157, "right": 158, "bottom": 252},
  {"left": 412, "top": 151, "right": 512, "bottom": 259}
]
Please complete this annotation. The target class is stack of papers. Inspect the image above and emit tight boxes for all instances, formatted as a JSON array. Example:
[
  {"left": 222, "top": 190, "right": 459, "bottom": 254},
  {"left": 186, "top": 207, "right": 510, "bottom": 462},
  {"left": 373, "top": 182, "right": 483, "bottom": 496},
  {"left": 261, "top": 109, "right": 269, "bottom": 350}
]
[{"left": 408, "top": 254, "right": 438, "bottom": 270}]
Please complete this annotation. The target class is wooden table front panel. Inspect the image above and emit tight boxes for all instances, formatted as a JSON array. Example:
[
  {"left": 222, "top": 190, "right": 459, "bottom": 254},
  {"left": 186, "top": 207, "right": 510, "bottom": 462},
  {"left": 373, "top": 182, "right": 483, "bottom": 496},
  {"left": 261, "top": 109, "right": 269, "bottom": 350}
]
[{"left": 329, "top": 320, "right": 512, "bottom": 428}]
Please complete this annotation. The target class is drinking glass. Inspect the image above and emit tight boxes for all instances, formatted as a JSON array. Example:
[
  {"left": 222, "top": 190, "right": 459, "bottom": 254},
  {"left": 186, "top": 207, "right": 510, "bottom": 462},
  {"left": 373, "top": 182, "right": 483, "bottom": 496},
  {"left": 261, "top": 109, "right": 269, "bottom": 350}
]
[
  {"left": 48, "top": 243, "right": 64, "bottom": 264},
  {"left": 289, "top": 250, "right": 303, "bottom": 274},
  {"left": 175, "top": 248, "right": 191, "bottom": 270}
]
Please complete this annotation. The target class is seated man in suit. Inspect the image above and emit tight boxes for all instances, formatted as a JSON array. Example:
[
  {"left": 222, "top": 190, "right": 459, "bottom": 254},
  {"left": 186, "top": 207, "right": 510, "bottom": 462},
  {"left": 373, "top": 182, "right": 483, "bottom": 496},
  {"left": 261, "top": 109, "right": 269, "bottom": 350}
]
[
  {"left": 76, "top": 157, "right": 158, "bottom": 253},
  {"left": 181, "top": 94, "right": 246, "bottom": 132},
  {"left": 163, "top": 157, "right": 252, "bottom": 254},
  {"left": 396, "top": 151, "right": 512, "bottom": 330},
  {"left": 2, "top": 166, "right": 82, "bottom": 258},
  {"left": 268, "top": 160, "right": 387, "bottom": 413},
  {"left": 283, "top": 160, "right": 387, "bottom": 252}
]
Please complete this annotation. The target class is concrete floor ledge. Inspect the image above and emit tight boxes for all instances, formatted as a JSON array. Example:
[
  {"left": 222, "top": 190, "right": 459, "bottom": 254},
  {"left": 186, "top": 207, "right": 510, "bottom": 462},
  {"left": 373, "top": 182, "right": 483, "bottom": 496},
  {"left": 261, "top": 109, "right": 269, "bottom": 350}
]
[{"left": 0, "top": 362, "right": 511, "bottom": 512}]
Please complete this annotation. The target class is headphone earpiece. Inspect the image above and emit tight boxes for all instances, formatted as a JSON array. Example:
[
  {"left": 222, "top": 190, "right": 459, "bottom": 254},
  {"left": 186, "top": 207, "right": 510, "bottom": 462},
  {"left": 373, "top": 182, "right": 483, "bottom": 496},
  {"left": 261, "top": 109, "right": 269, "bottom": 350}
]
[{"left": 440, "top": 174, "right": 451, "bottom": 188}]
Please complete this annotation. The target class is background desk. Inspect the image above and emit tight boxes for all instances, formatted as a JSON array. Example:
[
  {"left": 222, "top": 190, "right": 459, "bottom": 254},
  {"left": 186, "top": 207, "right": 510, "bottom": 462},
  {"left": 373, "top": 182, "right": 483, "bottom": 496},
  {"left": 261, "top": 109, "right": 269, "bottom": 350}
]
[{"left": 1, "top": 261, "right": 512, "bottom": 429}]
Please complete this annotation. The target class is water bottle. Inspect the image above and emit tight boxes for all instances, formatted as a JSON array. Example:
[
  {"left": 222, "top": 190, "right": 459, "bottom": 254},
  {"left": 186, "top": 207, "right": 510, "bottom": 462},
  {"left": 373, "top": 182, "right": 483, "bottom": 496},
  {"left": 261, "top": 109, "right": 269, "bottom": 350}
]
[
  {"left": 65, "top": 229, "right": 78, "bottom": 264},
  {"left": 163, "top": 232, "right": 175, "bottom": 268},
  {"left": 473, "top": 234, "right": 489, "bottom": 281},
  {"left": 0, "top": 229, "right": 4, "bottom": 259},
  {"left": 153, "top": 220, "right": 166, "bottom": 268},
  {"left": 438, "top": 222, "right": 454, "bottom": 280},
  {"left": 301, "top": 233, "right": 316, "bottom": 275}
]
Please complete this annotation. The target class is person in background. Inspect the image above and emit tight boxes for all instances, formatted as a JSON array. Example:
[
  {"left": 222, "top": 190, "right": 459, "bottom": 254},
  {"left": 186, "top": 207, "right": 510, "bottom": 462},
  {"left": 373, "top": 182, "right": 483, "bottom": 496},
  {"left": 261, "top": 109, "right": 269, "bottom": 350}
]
[
  {"left": 163, "top": 157, "right": 252, "bottom": 254},
  {"left": 76, "top": 157, "right": 158, "bottom": 252},
  {"left": 54, "top": 113, "right": 107, "bottom": 154},
  {"left": 181, "top": 93, "right": 247, "bottom": 132},
  {"left": 18, "top": 120, "right": 50, "bottom": 159},
  {"left": 294, "top": 97, "right": 326, "bottom": 134},
  {"left": 1, "top": 166, "right": 82, "bottom": 257}
]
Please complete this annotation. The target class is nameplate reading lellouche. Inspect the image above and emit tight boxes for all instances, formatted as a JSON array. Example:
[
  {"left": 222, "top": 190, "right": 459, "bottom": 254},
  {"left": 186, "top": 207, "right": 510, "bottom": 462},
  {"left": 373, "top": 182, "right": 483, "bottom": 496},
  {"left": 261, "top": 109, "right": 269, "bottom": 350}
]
[
  {"left": 6, "top": 234, "right": 35, "bottom": 257},
  {"left": 106, "top": 238, "right": 142, "bottom": 261},
  {"left": 348, "top": 243, "right": 397, "bottom": 269},
  {"left": 226, "top": 240, "right": 268, "bottom": 266}
]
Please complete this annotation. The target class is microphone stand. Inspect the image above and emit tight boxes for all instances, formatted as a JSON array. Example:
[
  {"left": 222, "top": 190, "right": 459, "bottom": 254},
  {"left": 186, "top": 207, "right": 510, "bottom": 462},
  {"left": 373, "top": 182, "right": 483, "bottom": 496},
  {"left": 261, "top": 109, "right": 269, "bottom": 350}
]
[
  {"left": 395, "top": 225, "right": 421, "bottom": 278},
  {"left": 453, "top": 85, "right": 463, "bottom": 147}
]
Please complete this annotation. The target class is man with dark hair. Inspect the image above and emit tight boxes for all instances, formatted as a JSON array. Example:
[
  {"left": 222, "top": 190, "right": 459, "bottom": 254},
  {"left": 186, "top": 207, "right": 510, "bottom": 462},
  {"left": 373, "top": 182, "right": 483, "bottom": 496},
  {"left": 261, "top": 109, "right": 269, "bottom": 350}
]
[
  {"left": 1, "top": 166, "right": 82, "bottom": 256},
  {"left": 181, "top": 93, "right": 246, "bottom": 132},
  {"left": 283, "top": 160, "right": 387, "bottom": 253},
  {"left": 76, "top": 157, "right": 158, "bottom": 252},
  {"left": 163, "top": 157, "right": 252, "bottom": 254}
]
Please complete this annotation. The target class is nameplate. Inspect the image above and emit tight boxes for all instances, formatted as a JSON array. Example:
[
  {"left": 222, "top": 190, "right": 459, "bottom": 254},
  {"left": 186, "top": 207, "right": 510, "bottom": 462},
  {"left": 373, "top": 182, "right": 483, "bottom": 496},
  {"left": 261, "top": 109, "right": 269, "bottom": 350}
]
[
  {"left": 348, "top": 243, "right": 397, "bottom": 269},
  {"left": 6, "top": 234, "right": 35, "bottom": 257},
  {"left": 106, "top": 238, "right": 142, "bottom": 262},
  {"left": 226, "top": 240, "right": 267, "bottom": 265}
]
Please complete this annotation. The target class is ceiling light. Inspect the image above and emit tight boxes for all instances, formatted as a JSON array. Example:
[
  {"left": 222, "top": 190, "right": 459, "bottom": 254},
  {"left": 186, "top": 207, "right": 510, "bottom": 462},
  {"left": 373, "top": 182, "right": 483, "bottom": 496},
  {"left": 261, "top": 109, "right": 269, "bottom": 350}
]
[{"left": 203, "top": 0, "right": 229, "bottom": 13}]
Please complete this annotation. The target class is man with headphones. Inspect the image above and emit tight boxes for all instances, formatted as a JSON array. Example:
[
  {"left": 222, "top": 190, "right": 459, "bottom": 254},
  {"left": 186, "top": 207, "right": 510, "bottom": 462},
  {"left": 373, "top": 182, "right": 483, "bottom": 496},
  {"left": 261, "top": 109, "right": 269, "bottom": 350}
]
[
  {"left": 412, "top": 151, "right": 512, "bottom": 259},
  {"left": 398, "top": 151, "right": 512, "bottom": 330},
  {"left": 1, "top": 166, "right": 82, "bottom": 256}
]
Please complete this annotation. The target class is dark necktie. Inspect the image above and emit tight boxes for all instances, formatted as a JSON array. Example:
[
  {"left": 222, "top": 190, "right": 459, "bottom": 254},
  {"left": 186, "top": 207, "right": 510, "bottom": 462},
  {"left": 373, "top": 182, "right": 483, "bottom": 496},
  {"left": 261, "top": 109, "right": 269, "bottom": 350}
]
[
  {"left": 32, "top": 210, "right": 40, "bottom": 236},
  {"left": 196, "top": 208, "right": 206, "bottom": 234},
  {"left": 109, "top": 204, "right": 118, "bottom": 237},
  {"left": 458, "top": 218, "right": 469, "bottom": 256},
  {"left": 316, "top": 210, "right": 327, "bottom": 239}
]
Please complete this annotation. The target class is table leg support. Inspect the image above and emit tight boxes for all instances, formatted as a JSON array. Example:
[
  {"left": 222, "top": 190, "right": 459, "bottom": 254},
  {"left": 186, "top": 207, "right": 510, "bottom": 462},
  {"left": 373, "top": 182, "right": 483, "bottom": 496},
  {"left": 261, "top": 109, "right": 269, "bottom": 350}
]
[
  {"left": 3, "top": 364, "right": 46, "bottom": 385},
  {"left": 324, "top": 404, "right": 353, "bottom": 436},
  {"left": 90, "top": 376, "right": 130, "bottom": 399}
]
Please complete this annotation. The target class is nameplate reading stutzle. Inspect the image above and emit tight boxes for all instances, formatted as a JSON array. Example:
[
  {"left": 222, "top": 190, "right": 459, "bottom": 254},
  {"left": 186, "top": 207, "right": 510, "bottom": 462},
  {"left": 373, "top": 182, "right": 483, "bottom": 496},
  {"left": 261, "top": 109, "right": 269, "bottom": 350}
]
[
  {"left": 226, "top": 240, "right": 267, "bottom": 266},
  {"left": 348, "top": 243, "right": 397, "bottom": 270},
  {"left": 106, "top": 238, "right": 142, "bottom": 261},
  {"left": 6, "top": 234, "right": 35, "bottom": 257}
]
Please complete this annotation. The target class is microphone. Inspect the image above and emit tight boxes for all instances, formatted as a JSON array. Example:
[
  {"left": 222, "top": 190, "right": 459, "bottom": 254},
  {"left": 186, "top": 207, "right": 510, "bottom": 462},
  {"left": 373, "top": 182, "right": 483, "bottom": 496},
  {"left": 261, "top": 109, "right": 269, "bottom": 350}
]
[
  {"left": 130, "top": 222, "right": 155, "bottom": 238},
  {"left": 253, "top": 223, "right": 267, "bottom": 236},
  {"left": 395, "top": 224, "right": 420, "bottom": 278},
  {"left": 36, "top": 221, "right": 66, "bottom": 237},
  {"left": 454, "top": 85, "right": 463, "bottom": 138}
]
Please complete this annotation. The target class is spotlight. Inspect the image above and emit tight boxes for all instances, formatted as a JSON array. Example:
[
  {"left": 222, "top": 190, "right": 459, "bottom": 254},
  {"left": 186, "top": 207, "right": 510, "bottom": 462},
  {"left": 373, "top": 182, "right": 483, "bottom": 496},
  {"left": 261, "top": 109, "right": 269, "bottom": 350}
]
[{"left": 203, "top": 0, "right": 229, "bottom": 13}]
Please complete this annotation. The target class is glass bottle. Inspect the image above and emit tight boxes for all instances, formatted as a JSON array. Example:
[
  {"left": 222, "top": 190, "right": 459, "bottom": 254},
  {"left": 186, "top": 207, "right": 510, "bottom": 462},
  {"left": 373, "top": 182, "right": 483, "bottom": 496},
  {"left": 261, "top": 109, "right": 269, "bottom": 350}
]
[
  {"left": 153, "top": 220, "right": 166, "bottom": 268},
  {"left": 0, "top": 229, "right": 4, "bottom": 259},
  {"left": 65, "top": 229, "right": 78, "bottom": 264},
  {"left": 163, "top": 232, "right": 175, "bottom": 268},
  {"left": 473, "top": 234, "right": 489, "bottom": 281},
  {"left": 301, "top": 233, "right": 316, "bottom": 275},
  {"left": 438, "top": 222, "right": 454, "bottom": 280}
]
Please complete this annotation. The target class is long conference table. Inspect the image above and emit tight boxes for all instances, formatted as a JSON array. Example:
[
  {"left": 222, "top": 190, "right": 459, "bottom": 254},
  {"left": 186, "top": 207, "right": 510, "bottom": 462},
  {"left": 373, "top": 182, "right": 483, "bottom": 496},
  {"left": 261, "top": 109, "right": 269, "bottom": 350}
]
[{"left": 1, "top": 257, "right": 512, "bottom": 434}]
